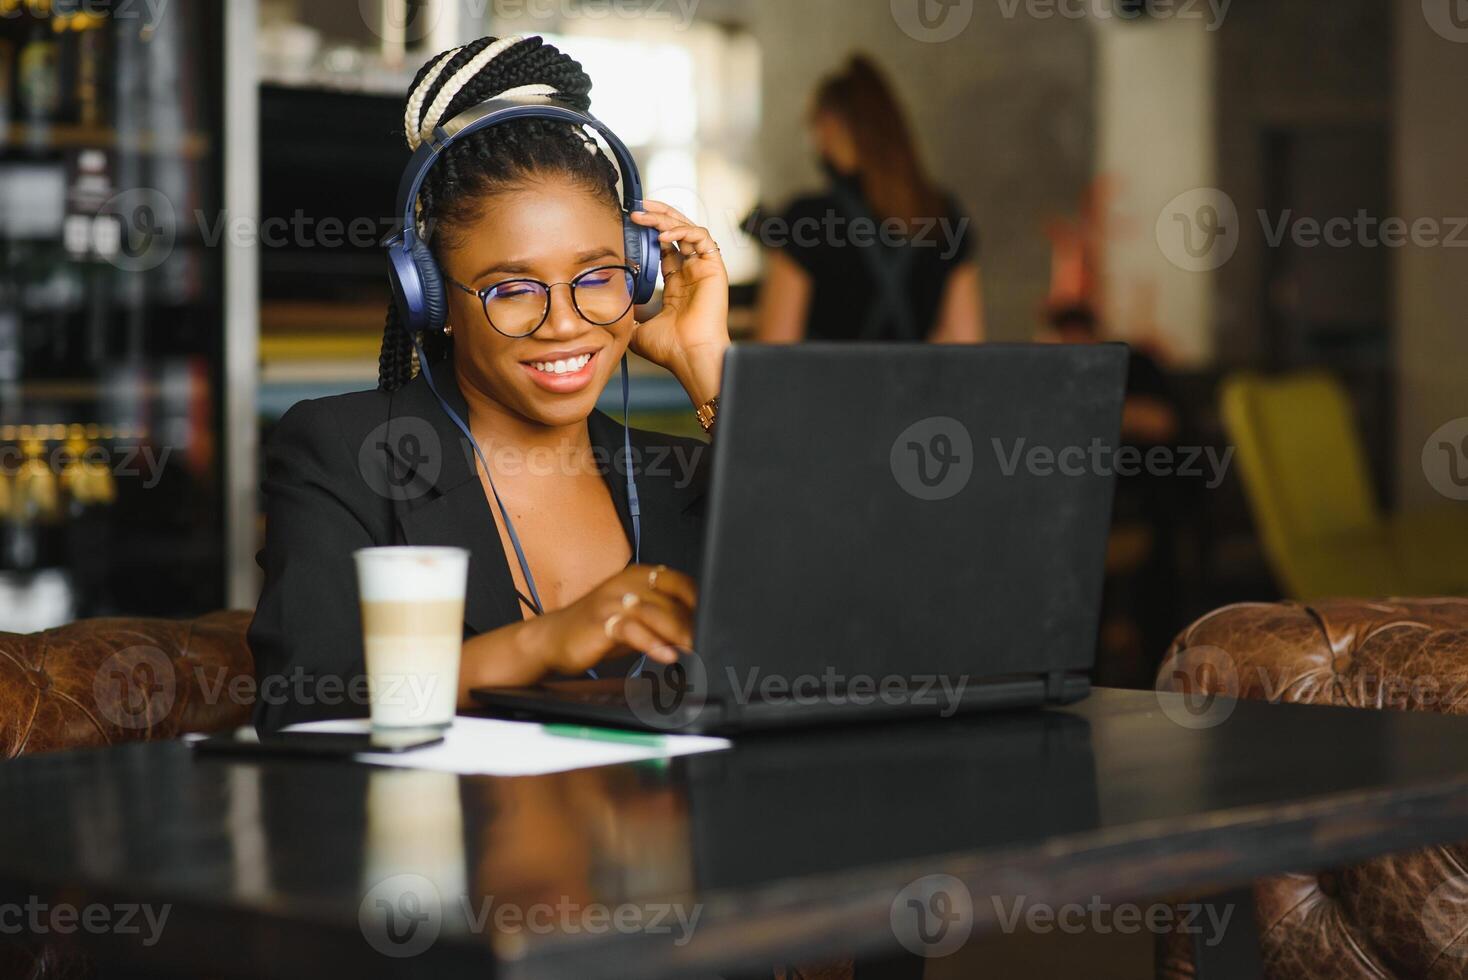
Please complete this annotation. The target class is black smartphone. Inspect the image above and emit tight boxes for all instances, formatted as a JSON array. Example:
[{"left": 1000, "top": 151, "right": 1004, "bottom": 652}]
[{"left": 190, "top": 729, "right": 444, "bottom": 760}]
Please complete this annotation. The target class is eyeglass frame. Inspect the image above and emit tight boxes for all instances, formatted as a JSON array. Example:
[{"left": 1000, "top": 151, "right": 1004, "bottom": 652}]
[{"left": 443, "top": 263, "right": 641, "bottom": 339}]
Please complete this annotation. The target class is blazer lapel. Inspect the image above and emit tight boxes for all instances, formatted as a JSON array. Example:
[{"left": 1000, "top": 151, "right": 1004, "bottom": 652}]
[
  {"left": 387, "top": 372, "right": 520, "bottom": 636},
  {"left": 397, "top": 484, "right": 521, "bottom": 635},
  {"left": 384, "top": 372, "right": 707, "bottom": 636}
]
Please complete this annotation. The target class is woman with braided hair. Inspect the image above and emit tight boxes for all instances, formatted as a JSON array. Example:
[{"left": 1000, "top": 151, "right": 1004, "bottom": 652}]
[{"left": 248, "top": 36, "right": 730, "bottom": 733}]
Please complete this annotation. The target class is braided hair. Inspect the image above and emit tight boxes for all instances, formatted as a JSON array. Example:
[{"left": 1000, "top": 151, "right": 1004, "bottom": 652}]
[{"left": 378, "top": 36, "right": 623, "bottom": 391}]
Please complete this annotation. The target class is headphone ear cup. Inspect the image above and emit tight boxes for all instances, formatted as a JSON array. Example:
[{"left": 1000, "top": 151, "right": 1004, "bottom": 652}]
[
  {"left": 411, "top": 239, "right": 448, "bottom": 331},
  {"left": 386, "top": 239, "right": 424, "bottom": 332},
  {"left": 625, "top": 216, "right": 660, "bottom": 306}
]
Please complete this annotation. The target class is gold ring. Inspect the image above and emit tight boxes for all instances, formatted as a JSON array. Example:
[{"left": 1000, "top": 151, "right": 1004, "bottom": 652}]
[
  {"left": 648, "top": 564, "right": 668, "bottom": 591},
  {"left": 604, "top": 613, "right": 626, "bottom": 639},
  {"left": 696, "top": 247, "right": 721, "bottom": 257}
]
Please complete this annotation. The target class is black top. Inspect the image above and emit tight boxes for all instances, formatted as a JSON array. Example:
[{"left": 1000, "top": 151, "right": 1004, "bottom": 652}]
[
  {"left": 755, "top": 177, "right": 976, "bottom": 342},
  {"left": 247, "top": 367, "right": 709, "bottom": 734}
]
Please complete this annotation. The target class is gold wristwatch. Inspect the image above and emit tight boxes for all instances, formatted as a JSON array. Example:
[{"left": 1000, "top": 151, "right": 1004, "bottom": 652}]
[{"left": 695, "top": 395, "right": 719, "bottom": 434}]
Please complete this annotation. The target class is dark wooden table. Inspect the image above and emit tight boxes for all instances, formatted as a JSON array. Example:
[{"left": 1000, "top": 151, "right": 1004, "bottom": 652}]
[{"left": 6, "top": 688, "right": 1468, "bottom": 978}]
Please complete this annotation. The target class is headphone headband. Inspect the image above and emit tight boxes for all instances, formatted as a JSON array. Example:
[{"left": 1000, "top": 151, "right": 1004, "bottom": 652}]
[
  {"left": 395, "top": 95, "right": 646, "bottom": 246},
  {"left": 385, "top": 92, "right": 659, "bottom": 330}
]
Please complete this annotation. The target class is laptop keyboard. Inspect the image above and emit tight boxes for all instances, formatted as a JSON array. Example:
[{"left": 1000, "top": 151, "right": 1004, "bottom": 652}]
[
  {"left": 540, "top": 688, "right": 628, "bottom": 706},
  {"left": 535, "top": 679, "right": 635, "bottom": 705}
]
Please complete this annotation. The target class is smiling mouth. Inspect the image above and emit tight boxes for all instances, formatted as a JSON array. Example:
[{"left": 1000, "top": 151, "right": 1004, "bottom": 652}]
[
  {"left": 527, "top": 352, "right": 594, "bottom": 376},
  {"left": 518, "top": 348, "right": 601, "bottom": 393}
]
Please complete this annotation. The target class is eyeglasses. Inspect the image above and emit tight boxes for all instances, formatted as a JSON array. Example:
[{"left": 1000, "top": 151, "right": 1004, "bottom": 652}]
[{"left": 445, "top": 264, "right": 639, "bottom": 339}]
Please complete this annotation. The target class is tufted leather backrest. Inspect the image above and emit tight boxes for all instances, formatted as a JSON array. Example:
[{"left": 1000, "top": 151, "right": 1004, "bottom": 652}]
[
  {"left": 1155, "top": 598, "right": 1468, "bottom": 979},
  {"left": 0, "top": 611, "right": 254, "bottom": 759}
]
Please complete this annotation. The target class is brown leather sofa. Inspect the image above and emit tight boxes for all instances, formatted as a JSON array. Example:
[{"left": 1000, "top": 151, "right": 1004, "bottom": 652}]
[
  {"left": 1155, "top": 597, "right": 1468, "bottom": 980},
  {"left": 0, "top": 611, "right": 253, "bottom": 979},
  {"left": 0, "top": 611, "right": 254, "bottom": 761}
]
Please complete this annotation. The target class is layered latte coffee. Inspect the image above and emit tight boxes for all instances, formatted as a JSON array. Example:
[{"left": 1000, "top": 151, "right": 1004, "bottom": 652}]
[{"left": 354, "top": 547, "right": 469, "bottom": 730}]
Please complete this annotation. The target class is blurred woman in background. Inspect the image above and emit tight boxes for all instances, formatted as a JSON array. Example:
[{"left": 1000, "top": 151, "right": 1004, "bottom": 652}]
[{"left": 754, "top": 55, "right": 984, "bottom": 344}]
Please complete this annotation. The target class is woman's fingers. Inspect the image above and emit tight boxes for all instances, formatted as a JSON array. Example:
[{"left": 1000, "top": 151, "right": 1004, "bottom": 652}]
[
  {"left": 610, "top": 615, "right": 681, "bottom": 664},
  {"left": 630, "top": 205, "right": 671, "bottom": 223},
  {"left": 631, "top": 208, "right": 686, "bottom": 233},
  {"left": 635, "top": 199, "right": 696, "bottom": 225},
  {"left": 603, "top": 600, "right": 691, "bottom": 661},
  {"left": 621, "top": 591, "right": 695, "bottom": 649},
  {"left": 626, "top": 564, "right": 698, "bottom": 609},
  {"left": 659, "top": 240, "right": 686, "bottom": 277},
  {"left": 635, "top": 210, "right": 693, "bottom": 256},
  {"left": 632, "top": 208, "right": 725, "bottom": 267},
  {"left": 587, "top": 566, "right": 700, "bottom": 666},
  {"left": 633, "top": 208, "right": 715, "bottom": 242},
  {"left": 658, "top": 225, "right": 721, "bottom": 257}
]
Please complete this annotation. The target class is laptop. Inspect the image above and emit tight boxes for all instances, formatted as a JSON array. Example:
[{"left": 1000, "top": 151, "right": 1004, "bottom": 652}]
[{"left": 472, "top": 343, "right": 1128, "bottom": 734}]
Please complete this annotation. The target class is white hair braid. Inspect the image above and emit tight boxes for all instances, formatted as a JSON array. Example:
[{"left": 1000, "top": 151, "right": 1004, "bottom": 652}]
[
  {"left": 403, "top": 46, "right": 463, "bottom": 150},
  {"left": 409, "top": 36, "right": 567, "bottom": 150}
]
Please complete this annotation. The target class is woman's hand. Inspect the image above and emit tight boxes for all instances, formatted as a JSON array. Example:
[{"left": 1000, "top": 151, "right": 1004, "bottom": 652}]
[
  {"left": 528, "top": 564, "right": 698, "bottom": 677},
  {"left": 629, "top": 201, "right": 730, "bottom": 408}
]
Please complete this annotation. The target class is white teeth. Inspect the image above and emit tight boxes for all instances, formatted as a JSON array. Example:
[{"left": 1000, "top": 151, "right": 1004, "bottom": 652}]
[{"left": 531, "top": 353, "right": 592, "bottom": 375}]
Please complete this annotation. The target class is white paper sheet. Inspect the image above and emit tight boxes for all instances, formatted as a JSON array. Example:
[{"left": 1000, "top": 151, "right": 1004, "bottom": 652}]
[{"left": 282, "top": 716, "right": 730, "bottom": 776}]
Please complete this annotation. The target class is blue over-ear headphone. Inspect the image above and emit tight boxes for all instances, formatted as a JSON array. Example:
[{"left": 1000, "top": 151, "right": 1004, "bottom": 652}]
[
  {"left": 383, "top": 93, "right": 656, "bottom": 678},
  {"left": 384, "top": 94, "right": 660, "bottom": 332}
]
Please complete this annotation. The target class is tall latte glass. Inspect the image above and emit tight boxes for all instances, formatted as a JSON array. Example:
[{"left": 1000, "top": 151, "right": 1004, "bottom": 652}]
[{"left": 353, "top": 547, "right": 469, "bottom": 732}]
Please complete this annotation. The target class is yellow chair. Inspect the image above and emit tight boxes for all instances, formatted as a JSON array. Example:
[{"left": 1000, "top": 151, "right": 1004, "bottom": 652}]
[{"left": 1220, "top": 372, "right": 1468, "bottom": 599}]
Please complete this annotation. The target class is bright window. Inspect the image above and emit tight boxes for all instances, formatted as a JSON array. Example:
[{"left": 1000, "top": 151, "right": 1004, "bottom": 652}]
[{"left": 537, "top": 24, "right": 762, "bottom": 286}]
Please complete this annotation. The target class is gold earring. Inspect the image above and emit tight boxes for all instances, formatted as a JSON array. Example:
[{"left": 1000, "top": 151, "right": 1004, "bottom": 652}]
[{"left": 444, "top": 324, "right": 453, "bottom": 336}]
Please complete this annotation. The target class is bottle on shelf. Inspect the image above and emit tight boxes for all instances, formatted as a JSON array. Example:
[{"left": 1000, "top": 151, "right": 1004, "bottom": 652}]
[
  {"left": 59, "top": 432, "right": 115, "bottom": 508},
  {"left": 16, "top": 0, "right": 59, "bottom": 137},
  {"left": 72, "top": 11, "right": 106, "bottom": 128},
  {"left": 0, "top": 31, "right": 14, "bottom": 136},
  {"left": 14, "top": 436, "right": 59, "bottom": 522},
  {"left": 53, "top": 0, "right": 108, "bottom": 128}
]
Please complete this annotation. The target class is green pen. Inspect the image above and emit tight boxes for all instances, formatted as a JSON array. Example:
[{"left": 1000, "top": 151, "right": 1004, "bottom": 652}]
[{"left": 542, "top": 723, "right": 667, "bottom": 748}]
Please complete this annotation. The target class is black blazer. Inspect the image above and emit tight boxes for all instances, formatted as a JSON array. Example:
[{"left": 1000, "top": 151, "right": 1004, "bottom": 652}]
[{"left": 248, "top": 368, "right": 709, "bottom": 733}]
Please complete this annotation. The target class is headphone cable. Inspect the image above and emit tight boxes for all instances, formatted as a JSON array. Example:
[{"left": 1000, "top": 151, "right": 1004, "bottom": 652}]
[{"left": 411, "top": 338, "right": 646, "bottom": 679}]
